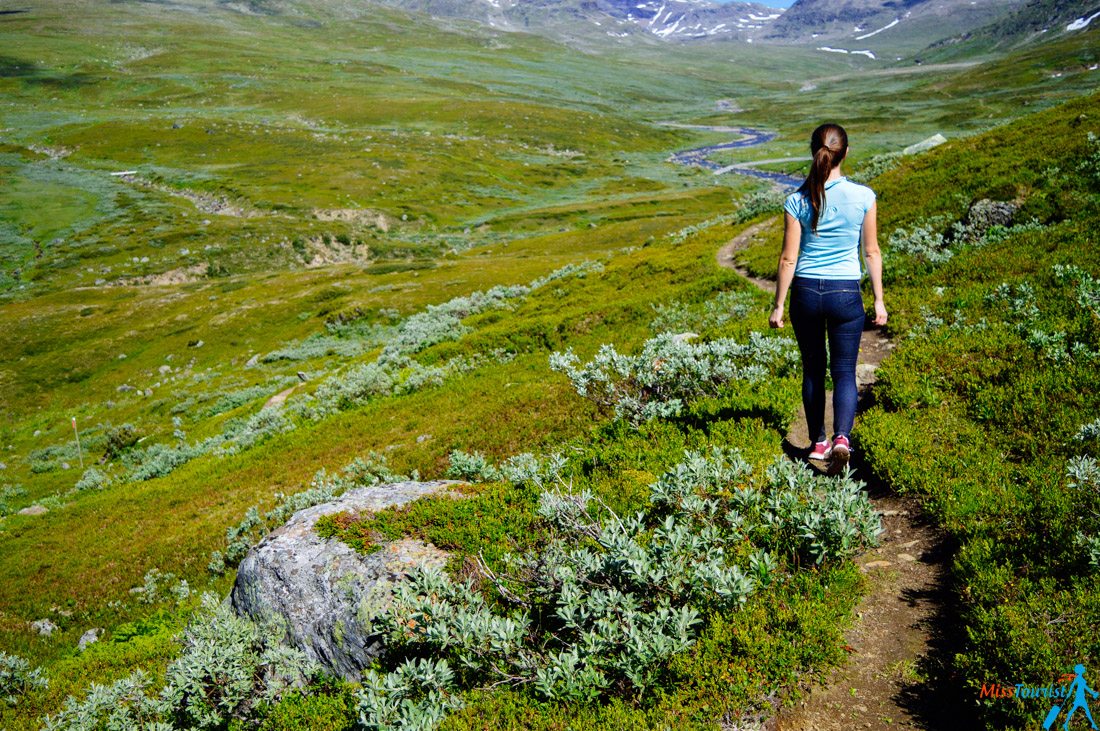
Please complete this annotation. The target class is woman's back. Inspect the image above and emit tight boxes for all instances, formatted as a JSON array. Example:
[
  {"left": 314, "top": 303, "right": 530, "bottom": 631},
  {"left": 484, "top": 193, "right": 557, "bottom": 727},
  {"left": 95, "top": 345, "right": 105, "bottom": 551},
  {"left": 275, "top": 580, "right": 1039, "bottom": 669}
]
[{"left": 783, "top": 177, "right": 875, "bottom": 279}]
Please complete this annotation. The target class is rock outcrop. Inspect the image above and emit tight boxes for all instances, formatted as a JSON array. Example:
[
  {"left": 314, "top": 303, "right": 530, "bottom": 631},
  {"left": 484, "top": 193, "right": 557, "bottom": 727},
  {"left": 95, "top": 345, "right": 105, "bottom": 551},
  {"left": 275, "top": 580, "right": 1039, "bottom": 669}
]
[{"left": 230, "top": 481, "right": 461, "bottom": 679}]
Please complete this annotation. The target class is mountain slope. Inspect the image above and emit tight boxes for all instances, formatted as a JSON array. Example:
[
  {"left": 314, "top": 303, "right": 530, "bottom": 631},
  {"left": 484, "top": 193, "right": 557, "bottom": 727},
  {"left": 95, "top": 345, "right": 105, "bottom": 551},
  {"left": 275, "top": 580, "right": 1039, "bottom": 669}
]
[
  {"left": 763, "top": 0, "right": 1032, "bottom": 54},
  {"left": 371, "top": 0, "right": 783, "bottom": 43},
  {"left": 922, "top": 0, "right": 1100, "bottom": 60}
]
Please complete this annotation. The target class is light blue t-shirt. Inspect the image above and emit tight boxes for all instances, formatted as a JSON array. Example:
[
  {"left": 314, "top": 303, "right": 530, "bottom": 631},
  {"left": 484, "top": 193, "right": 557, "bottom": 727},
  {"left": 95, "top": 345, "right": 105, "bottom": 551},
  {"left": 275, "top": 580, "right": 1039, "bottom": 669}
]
[{"left": 783, "top": 177, "right": 876, "bottom": 279}]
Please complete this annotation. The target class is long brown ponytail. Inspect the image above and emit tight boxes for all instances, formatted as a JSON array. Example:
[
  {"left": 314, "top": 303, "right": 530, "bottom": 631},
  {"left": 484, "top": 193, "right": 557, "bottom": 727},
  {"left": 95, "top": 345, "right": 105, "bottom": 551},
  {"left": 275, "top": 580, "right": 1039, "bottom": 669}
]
[{"left": 799, "top": 123, "right": 848, "bottom": 233}]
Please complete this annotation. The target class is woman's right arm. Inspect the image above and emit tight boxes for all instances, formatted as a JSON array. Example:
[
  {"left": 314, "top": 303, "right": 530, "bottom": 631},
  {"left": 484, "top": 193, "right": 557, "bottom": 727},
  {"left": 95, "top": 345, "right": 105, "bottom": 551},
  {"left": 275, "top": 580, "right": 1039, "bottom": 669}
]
[
  {"left": 770, "top": 213, "right": 801, "bottom": 328},
  {"left": 862, "top": 201, "right": 887, "bottom": 326}
]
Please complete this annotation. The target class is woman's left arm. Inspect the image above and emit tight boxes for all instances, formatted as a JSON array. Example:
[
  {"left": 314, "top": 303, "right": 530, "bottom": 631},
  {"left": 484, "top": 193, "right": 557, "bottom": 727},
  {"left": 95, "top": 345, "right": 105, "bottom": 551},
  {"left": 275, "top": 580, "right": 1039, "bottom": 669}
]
[{"left": 769, "top": 213, "right": 801, "bottom": 328}]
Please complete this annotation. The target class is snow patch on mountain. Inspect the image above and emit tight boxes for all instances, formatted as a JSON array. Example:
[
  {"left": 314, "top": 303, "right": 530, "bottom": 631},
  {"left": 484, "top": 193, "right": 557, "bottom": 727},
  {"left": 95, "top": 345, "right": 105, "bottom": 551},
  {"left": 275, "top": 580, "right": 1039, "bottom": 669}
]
[
  {"left": 817, "top": 46, "right": 877, "bottom": 59},
  {"left": 855, "top": 17, "right": 898, "bottom": 39},
  {"left": 1066, "top": 10, "right": 1100, "bottom": 31}
]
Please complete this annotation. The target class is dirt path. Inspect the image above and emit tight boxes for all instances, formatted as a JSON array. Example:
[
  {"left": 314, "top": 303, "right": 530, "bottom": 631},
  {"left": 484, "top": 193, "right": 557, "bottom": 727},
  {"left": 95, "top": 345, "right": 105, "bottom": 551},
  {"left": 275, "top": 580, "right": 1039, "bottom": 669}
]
[
  {"left": 717, "top": 225, "right": 948, "bottom": 731},
  {"left": 263, "top": 385, "right": 297, "bottom": 410}
]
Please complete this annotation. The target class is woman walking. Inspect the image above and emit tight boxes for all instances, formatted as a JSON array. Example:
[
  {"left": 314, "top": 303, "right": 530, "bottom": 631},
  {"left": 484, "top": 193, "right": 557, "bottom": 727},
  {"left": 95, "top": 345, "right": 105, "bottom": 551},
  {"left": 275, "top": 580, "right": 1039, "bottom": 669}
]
[{"left": 768, "top": 123, "right": 887, "bottom": 468}]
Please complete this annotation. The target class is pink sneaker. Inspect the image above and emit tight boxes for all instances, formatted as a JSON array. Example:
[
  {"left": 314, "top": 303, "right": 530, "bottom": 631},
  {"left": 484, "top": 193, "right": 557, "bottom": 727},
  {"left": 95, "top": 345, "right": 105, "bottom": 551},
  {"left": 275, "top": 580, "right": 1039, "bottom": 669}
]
[
  {"left": 832, "top": 435, "right": 851, "bottom": 467},
  {"left": 808, "top": 439, "right": 832, "bottom": 460}
]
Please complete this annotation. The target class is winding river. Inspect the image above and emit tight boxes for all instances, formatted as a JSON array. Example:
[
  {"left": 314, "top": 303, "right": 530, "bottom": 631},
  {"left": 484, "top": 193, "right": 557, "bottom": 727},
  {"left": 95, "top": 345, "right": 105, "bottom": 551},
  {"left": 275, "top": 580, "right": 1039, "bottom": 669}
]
[{"left": 664, "top": 124, "right": 805, "bottom": 189}]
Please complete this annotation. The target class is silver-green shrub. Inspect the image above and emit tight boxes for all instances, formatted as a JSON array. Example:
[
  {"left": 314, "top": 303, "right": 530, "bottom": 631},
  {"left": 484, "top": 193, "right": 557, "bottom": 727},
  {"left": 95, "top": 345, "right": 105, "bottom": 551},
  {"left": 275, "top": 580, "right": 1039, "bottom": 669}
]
[
  {"left": 730, "top": 188, "right": 787, "bottom": 225},
  {"left": 850, "top": 150, "right": 905, "bottom": 183},
  {"left": 1078, "top": 132, "right": 1100, "bottom": 186},
  {"left": 132, "top": 568, "right": 191, "bottom": 605},
  {"left": 650, "top": 290, "right": 756, "bottom": 334},
  {"left": 377, "top": 261, "right": 603, "bottom": 364},
  {"left": 42, "top": 670, "right": 166, "bottom": 731},
  {"left": 0, "top": 484, "right": 27, "bottom": 517},
  {"left": 357, "top": 658, "right": 463, "bottom": 731},
  {"left": 74, "top": 467, "right": 111, "bottom": 492},
  {"left": 216, "top": 406, "right": 292, "bottom": 455},
  {"left": 357, "top": 447, "right": 879, "bottom": 722},
  {"left": 0, "top": 651, "right": 48, "bottom": 706},
  {"left": 441, "top": 450, "right": 566, "bottom": 487},
  {"left": 1069, "top": 456, "right": 1100, "bottom": 570},
  {"left": 159, "top": 594, "right": 316, "bottom": 729},
  {"left": 1076, "top": 418, "right": 1100, "bottom": 445},
  {"left": 549, "top": 332, "right": 798, "bottom": 425},
  {"left": 43, "top": 595, "right": 316, "bottom": 731},
  {"left": 888, "top": 221, "right": 953, "bottom": 264},
  {"left": 445, "top": 450, "right": 500, "bottom": 482}
]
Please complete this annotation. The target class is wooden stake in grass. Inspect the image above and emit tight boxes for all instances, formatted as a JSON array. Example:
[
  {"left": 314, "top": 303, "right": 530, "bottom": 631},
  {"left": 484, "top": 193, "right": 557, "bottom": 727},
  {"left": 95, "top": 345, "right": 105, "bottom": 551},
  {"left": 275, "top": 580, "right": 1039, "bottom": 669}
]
[{"left": 72, "top": 416, "right": 84, "bottom": 470}]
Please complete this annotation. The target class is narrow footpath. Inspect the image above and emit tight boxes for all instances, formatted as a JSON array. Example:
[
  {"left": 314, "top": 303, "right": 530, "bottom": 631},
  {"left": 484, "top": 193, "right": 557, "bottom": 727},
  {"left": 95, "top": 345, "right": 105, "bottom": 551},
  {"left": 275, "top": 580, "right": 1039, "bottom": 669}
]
[{"left": 717, "top": 222, "right": 950, "bottom": 731}]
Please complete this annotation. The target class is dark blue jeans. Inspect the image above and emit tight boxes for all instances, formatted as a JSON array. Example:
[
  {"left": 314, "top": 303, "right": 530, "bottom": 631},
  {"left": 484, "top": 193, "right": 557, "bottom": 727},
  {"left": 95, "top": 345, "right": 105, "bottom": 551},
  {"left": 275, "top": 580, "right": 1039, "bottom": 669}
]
[{"left": 789, "top": 276, "right": 865, "bottom": 443}]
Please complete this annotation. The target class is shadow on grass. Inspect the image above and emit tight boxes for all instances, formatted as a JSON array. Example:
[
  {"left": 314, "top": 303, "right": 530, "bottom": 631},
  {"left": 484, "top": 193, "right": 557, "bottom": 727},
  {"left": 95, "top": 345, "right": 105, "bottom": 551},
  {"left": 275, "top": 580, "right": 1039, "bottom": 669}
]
[
  {"left": 0, "top": 54, "right": 97, "bottom": 88},
  {"left": 849, "top": 409, "right": 974, "bottom": 729},
  {"left": 893, "top": 538, "right": 973, "bottom": 730}
]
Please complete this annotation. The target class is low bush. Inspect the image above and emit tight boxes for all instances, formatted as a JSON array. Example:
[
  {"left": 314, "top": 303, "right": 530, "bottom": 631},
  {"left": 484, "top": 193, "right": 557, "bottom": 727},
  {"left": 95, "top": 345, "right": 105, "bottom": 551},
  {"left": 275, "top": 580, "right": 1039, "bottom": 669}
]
[
  {"left": 347, "top": 448, "right": 878, "bottom": 727},
  {"left": 42, "top": 594, "right": 317, "bottom": 731},
  {"left": 549, "top": 332, "right": 798, "bottom": 425},
  {"left": 0, "top": 652, "right": 48, "bottom": 707}
]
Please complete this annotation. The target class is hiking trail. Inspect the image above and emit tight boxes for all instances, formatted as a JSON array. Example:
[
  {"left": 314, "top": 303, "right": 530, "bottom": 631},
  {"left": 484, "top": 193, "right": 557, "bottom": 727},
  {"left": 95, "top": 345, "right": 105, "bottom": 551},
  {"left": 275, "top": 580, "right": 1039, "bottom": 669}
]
[{"left": 718, "top": 222, "right": 950, "bottom": 731}]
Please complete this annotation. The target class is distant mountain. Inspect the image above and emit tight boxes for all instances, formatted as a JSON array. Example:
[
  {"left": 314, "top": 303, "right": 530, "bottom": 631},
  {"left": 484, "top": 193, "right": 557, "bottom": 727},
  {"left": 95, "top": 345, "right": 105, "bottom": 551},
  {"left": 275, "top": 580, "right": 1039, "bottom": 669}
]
[
  {"left": 371, "top": 0, "right": 784, "bottom": 42},
  {"left": 763, "top": 0, "right": 1032, "bottom": 45},
  {"left": 924, "top": 0, "right": 1100, "bottom": 56}
]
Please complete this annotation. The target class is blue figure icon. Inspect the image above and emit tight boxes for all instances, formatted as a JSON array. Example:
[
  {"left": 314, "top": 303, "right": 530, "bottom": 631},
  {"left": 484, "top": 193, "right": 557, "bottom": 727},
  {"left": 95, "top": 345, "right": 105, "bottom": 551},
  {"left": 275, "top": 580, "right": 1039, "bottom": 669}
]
[{"left": 1047, "top": 664, "right": 1100, "bottom": 730}]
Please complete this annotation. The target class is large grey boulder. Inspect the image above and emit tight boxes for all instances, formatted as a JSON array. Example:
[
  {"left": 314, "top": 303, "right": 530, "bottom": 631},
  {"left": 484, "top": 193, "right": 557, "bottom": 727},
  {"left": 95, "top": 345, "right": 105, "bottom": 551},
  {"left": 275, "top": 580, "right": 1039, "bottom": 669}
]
[{"left": 230, "top": 481, "right": 462, "bottom": 679}]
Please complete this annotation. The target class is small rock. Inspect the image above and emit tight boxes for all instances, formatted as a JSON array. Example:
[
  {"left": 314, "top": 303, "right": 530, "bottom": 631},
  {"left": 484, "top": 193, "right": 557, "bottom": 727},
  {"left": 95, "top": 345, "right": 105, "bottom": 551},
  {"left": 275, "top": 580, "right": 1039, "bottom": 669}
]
[
  {"left": 158, "top": 365, "right": 172, "bottom": 375},
  {"left": 117, "top": 353, "right": 126, "bottom": 359},
  {"left": 31, "top": 618, "right": 58, "bottom": 636},
  {"left": 898, "top": 552, "right": 917, "bottom": 562},
  {"left": 863, "top": 560, "right": 892, "bottom": 570},
  {"left": 18, "top": 505, "right": 48, "bottom": 516},
  {"left": 671, "top": 332, "right": 699, "bottom": 343},
  {"left": 903, "top": 133, "right": 946, "bottom": 155},
  {"left": 61, "top": 462, "right": 70, "bottom": 470},
  {"left": 856, "top": 363, "right": 878, "bottom": 387},
  {"left": 900, "top": 539, "right": 922, "bottom": 549},
  {"left": 188, "top": 340, "right": 204, "bottom": 348},
  {"left": 143, "top": 389, "right": 153, "bottom": 397},
  {"left": 416, "top": 434, "right": 432, "bottom": 444},
  {"left": 34, "top": 429, "right": 42, "bottom": 436},
  {"left": 297, "top": 371, "right": 307, "bottom": 382},
  {"left": 0, "top": 463, "right": 5, "bottom": 470},
  {"left": 245, "top": 354, "right": 260, "bottom": 367},
  {"left": 117, "top": 384, "right": 135, "bottom": 392},
  {"left": 78, "top": 628, "right": 102, "bottom": 650}
]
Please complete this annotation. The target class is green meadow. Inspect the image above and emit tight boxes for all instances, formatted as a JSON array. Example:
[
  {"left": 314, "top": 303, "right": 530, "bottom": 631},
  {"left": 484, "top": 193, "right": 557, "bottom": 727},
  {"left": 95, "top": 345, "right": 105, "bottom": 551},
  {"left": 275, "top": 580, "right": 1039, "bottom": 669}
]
[{"left": 1, "top": 0, "right": 1099, "bottom": 728}]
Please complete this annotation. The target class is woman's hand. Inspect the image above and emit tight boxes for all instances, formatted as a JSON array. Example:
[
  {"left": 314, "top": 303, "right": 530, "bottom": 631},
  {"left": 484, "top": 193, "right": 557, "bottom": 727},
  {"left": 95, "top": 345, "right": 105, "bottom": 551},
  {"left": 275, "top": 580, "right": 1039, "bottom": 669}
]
[
  {"left": 872, "top": 300, "right": 888, "bottom": 326},
  {"left": 769, "top": 306, "right": 785, "bottom": 329}
]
